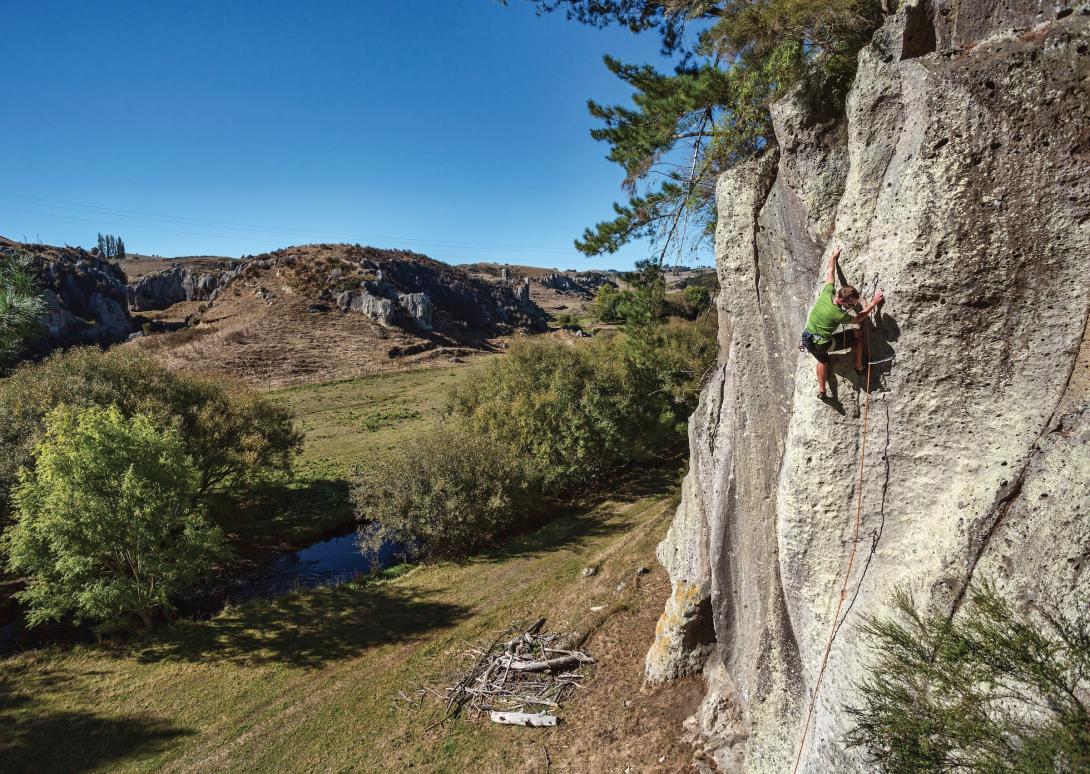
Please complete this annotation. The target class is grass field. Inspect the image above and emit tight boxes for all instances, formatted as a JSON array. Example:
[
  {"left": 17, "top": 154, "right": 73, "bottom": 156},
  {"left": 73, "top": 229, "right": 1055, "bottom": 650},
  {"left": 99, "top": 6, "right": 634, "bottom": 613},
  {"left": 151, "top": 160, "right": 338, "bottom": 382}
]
[
  {"left": 218, "top": 363, "right": 485, "bottom": 547},
  {"left": 0, "top": 468, "right": 695, "bottom": 773}
]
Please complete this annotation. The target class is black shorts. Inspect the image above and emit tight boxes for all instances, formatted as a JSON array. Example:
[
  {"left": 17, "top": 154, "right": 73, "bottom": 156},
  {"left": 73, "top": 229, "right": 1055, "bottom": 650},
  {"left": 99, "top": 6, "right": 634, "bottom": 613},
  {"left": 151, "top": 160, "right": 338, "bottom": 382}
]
[{"left": 800, "top": 330, "right": 855, "bottom": 364}]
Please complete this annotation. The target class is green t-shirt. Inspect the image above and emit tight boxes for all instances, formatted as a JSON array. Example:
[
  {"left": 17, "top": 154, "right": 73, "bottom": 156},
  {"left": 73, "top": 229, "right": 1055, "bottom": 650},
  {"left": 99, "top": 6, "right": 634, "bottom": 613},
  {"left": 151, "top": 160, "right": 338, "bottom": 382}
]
[{"left": 805, "top": 283, "right": 854, "bottom": 345}]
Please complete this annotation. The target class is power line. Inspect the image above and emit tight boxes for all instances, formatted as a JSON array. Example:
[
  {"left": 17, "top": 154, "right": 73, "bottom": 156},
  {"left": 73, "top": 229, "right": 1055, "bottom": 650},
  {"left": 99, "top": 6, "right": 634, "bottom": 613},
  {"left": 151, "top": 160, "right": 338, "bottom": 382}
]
[{"left": 0, "top": 192, "right": 651, "bottom": 260}]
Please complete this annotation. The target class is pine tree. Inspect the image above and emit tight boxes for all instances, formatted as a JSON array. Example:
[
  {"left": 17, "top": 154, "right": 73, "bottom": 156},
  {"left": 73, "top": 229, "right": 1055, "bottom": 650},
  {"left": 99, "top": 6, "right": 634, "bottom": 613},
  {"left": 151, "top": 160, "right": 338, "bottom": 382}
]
[
  {"left": 847, "top": 583, "right": 1090, "bottom": 772},
  {"left": 516, "top": 0, "right": 883, "bottom": 259},
  {"left": 115, "top": 236, "right": 125, "bottom": 259},
  {"left": 0, "top": 252, "right": 45, "bottom": 368}
]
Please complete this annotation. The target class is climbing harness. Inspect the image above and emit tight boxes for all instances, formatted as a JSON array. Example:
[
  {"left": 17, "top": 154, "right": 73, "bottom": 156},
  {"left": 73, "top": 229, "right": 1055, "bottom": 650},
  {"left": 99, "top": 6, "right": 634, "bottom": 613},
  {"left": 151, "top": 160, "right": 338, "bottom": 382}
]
[{"left": 791, "top": 310, "right": 877, "bottom": 773}]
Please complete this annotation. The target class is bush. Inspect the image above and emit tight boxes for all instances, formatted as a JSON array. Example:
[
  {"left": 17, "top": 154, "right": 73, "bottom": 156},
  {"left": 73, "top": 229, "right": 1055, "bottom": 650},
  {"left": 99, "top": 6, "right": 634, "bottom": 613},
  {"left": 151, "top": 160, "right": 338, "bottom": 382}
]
[
  {"left": 682, "top": 285, "right": 712, "bottom": 317},
  {"left": 357, "top": 319, "right": 715, "bottom": 560},
  {"left": 846, "top": 583, "right": 1090, "bottom": 772},
  {"left": 352, "top": 427, "right": 530, "bottom": 561},
  {"left": 593, "top": 283, "right": 628, "bottom": 323},
  {"left": 0, "top": 348, "right": 302, "bottom": 526},
  {"left": 446, "top": 337, "right": 655, "bottom": 494},
  {"left": 3, "top": 405, "right": 228, "bottom": 629}
]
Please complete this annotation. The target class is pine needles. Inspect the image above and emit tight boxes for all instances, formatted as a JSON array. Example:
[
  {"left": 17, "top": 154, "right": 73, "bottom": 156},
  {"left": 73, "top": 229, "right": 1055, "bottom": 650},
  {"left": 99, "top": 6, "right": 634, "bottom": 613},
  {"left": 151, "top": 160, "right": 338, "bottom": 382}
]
[
  {"left": 846, "top": 583, "right": 1090, "bottom": 772},
  {"left": 0, "top": 250, "right": 46, "bottom": 367}
]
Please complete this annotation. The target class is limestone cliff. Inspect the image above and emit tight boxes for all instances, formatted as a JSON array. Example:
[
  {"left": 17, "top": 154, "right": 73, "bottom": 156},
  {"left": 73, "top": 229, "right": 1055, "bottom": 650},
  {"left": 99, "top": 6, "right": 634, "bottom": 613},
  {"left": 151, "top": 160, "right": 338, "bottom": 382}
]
[{"left": 646, "top": 3, "right": 1090, "bottom": 771}]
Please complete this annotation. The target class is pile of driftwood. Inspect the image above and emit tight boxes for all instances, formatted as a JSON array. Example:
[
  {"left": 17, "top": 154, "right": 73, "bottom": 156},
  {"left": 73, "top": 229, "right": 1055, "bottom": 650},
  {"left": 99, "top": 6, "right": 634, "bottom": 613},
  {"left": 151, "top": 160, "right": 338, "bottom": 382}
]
[{"left": 430, "top": 618, "right": 593, "bottom": 728}]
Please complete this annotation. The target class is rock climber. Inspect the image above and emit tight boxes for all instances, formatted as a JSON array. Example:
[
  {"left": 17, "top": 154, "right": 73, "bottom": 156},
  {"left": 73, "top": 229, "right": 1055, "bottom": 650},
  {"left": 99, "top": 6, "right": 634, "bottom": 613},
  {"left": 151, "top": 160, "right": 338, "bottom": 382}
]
[{"left": 800, "top": 245, "right": 883, "bottom": 400}]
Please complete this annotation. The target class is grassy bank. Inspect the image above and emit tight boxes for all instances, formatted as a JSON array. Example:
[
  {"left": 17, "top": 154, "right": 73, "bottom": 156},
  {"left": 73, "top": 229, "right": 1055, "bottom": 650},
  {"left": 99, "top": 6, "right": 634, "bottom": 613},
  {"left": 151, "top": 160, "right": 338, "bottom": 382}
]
[
  {"left": 220, "top": 363, "right": 484, "bottom": 547},
  {"left": 0, "top": 468, "right": 697, "bottom": 773}
]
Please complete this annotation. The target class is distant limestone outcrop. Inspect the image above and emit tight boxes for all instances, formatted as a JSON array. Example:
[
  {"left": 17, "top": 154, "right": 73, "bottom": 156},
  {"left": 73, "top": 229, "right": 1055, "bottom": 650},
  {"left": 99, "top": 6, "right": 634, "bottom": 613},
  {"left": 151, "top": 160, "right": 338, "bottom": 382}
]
[
  {"left": 127, "top": 243, "right": 549, "bottom": 386},
  {"left": 646, "top": 3, "right": 1090, "bottom": 771},
  {"left": 127, "top": 264, "right": 226, "bottom": 311}
]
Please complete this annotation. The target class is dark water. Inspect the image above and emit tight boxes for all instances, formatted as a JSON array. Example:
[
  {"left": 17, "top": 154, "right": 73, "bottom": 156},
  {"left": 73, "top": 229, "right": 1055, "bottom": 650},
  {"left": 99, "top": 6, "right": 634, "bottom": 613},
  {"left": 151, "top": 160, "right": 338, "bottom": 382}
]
[
  {"left": 226, "top": 528, "right": 403, "bottom": 602},
  {"left": 0, "top": 528, "right": 403, "bottom": 653}
]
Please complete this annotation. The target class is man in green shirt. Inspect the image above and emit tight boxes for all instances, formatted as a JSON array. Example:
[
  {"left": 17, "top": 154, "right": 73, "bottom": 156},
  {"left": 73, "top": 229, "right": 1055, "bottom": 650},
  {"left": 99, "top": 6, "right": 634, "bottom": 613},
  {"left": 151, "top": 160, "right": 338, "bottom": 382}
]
[{"left": 800, "top": 245, "right": 884, "bottom": 400}]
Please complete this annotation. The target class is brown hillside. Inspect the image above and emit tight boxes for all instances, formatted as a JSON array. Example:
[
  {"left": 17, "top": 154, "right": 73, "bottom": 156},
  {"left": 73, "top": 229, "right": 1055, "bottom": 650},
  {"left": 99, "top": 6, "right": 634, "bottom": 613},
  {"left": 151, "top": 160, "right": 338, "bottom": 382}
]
[{"left": 127, "top": 244, "right": 546, "bottom": 388}]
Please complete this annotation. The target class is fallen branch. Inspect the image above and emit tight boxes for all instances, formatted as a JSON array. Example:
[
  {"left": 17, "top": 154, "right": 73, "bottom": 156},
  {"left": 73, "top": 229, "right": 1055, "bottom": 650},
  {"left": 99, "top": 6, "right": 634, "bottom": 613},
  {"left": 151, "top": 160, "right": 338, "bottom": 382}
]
[{"left": 490, "top": 711, "right": 558, "bottom": 727}]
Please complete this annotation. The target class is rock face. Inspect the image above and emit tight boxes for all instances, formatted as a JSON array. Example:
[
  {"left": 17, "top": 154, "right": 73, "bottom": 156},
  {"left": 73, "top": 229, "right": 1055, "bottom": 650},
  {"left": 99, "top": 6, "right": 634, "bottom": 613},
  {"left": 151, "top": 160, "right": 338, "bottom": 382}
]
[
  {"left": 538, "top": 271, "right": 617, "bottom": 297},
  {"left": 648, "top": 3, "right": 1090, "bottom": 771},
  {"left": 127, "top": 265, "right": 223, "bottom": 311},
  {"left": 2, "top": 244, "right": 133, "bottom": 351}
]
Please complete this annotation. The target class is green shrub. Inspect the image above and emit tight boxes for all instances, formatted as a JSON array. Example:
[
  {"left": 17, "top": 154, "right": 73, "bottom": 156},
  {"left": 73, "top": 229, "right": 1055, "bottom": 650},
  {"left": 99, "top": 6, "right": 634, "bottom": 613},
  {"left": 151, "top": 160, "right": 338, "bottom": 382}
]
[
  {"left": 352, "top": 426, "right": 530, "bottom": 561},
  {"left": 357, "top": 319, "right": 715, "bottom": 560},
  {"left": 446, "top": 337, "right": 645, "bottom": 493},
  {"left": 3, "top": 405, "right": 228, "bottom": 629},
  {"left": 553, "top": 312, "right": 582, "bottom": 329},
  {"left": 0, "top": 347, "right": 302, "bottom": 526},
  {"left": 593, "top": 283, "right": 628, "bottom": 323},
  {"left": 682, "top": 285, "right": 712, "bottom": 317},
  {"left": 846, "top": 583, "right": 1090, "bottom": 772}
]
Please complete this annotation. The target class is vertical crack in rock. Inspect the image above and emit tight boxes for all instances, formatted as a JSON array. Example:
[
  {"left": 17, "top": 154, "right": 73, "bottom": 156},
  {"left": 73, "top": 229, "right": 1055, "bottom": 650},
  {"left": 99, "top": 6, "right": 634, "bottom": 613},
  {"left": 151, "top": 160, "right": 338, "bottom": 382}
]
[
  {"left": 649, "top": 4, "right": 1090, "bottom": 771},
  {"left": 950, "top": 296, "right": 1090, "bottom": 618}
]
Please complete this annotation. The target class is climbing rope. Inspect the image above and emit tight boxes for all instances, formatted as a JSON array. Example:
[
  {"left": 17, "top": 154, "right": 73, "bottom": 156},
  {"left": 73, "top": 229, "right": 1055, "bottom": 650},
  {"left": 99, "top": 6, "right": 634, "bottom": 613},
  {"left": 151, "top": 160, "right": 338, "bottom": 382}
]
[{"left": 790, "top": 321, "right": 875, "bottom": 774}]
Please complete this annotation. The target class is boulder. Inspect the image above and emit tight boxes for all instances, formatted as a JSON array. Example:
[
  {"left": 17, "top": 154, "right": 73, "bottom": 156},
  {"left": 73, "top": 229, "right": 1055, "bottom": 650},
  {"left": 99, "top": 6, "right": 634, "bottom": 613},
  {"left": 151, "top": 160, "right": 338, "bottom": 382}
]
[
  {"left": 648, "top": 4, "right": 1090, "bottom": 771},
  {"left": 397, "top": 292, "right": 432, "bottom": 330},
  {"left": 349, "top": 291, "right": 396, "bottom": 325},
  {"left": 15, "top": 247, "right": 132, "bottom": 350}
]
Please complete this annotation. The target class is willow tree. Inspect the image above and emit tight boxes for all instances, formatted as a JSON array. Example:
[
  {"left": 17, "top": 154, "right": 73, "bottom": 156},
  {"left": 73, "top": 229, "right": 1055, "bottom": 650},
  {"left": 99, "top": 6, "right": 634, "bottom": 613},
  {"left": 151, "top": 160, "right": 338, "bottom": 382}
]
[{"left": 517, "top": 0, "right": 883, "bottom": 259}]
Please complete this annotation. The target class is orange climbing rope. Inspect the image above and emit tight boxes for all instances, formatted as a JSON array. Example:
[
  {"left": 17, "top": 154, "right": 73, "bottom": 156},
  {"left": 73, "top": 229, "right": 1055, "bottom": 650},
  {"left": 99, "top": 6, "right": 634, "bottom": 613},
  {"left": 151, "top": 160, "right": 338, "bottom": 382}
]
[{"left": 790, "top": 326, "right": 874, "bottom": 774}]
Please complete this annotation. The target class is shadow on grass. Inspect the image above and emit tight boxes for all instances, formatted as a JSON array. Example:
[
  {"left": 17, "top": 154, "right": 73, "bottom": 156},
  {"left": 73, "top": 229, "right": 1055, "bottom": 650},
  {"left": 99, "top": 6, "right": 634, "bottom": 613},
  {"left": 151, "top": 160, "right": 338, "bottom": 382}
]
[
  {"left": 472, "top": 462, "right": 682, "bottom": 565},
  {"left": 211, "top": 476, "right": 354, "bottom": 548},
  {"left": 0, "top": 677, "right": 192, "bottom": 774},
  {"left": 135, "top": 581, "right": 468, "bottom": 668}
]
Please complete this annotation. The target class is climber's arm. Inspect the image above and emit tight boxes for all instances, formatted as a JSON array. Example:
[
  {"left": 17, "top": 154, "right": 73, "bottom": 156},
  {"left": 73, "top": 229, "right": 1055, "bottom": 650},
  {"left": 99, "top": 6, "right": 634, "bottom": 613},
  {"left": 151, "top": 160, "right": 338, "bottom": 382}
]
[
  {"left": 849, "top": 291, "right": 885, "bottom": 324},
  {"left": 825, "top": 245, "right": 842, "bottom": 284}
]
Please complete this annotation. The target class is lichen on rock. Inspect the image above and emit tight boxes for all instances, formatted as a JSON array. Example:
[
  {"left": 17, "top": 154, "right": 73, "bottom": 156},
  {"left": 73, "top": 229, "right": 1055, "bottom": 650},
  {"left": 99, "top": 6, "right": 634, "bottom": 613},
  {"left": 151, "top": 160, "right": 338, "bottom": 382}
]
[{"left": 649, "top": 2, "right": 1090, "bottom": 770}]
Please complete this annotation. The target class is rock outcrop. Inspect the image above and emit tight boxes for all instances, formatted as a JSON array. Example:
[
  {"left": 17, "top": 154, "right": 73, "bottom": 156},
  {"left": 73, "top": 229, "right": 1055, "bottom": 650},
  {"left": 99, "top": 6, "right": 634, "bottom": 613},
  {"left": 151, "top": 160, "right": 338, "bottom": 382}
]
[
  {"left": 127, "top": 264, "right": 225, "bottom": 311},
  {"left": 537, "top": 271, "right": 617, "bottom": 297},
  {"left": 1, "top": 241, "right": 133, "bottom": 352},
  {"left": 648, "top": 3, "right": 1090, "bottom": 771}
]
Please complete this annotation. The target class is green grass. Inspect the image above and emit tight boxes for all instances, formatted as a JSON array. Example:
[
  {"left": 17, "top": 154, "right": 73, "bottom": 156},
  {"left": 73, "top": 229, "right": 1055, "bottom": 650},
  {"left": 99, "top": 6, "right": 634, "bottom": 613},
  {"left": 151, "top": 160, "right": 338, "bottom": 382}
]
[
  {"left": 271, "top": 363, "right": 484, "bottom": 481},
  {"left": 0, "top": 472, "right": 679, "bottom": 773},
  {"left": 216, "top": 364, "right": 485, "bottom": 547}
]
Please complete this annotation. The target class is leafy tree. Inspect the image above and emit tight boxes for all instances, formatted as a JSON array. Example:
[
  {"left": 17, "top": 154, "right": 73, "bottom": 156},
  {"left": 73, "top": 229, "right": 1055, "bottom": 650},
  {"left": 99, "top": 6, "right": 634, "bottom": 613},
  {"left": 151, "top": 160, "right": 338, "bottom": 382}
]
[
  {"left": 593, "top": 283, "right": 629, "bottom": 323},
  {"left": 3, "top": 405, "right": 228, "bottom": 629},
  {"left": 0, "top": 251, "right": 45, "bottom": 368},
  {"left": 846, "top": 583, "right": 1090, "bottom": 773},
  {"left": 682, "top": 284, "right": 712, "bottom": 317},
  {"left": 353, "top": 426, "right": 531, "bottom": 561},
  {"left": 0, "top": 348, "right": 302, "bottom": 527},
  {"left": 517, "top": 0, "right": 883, "bottom": 258}
]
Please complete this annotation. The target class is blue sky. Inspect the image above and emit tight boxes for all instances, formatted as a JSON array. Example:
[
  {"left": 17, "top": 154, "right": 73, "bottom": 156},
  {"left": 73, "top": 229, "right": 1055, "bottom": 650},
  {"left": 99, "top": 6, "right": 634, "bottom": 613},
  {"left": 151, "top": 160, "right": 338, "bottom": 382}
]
[{"left": 2, "top": 1, "right": 702, "bottom": 270}]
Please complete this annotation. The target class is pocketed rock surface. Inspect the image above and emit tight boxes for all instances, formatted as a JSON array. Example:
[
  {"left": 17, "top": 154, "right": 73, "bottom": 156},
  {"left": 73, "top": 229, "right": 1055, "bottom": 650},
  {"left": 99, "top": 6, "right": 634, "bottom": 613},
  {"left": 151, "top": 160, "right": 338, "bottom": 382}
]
[{"left": 647, "top": 2, "right": 1090, "bottom": 770}]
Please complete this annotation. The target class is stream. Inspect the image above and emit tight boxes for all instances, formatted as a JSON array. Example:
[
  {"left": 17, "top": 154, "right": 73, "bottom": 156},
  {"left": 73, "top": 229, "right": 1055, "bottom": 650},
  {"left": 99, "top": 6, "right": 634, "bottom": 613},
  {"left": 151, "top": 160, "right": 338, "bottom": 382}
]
[
  {"left": 225, "top": 528, "right": 403, "bottom": 602},
  {"left": 0, "top": 528, "right": 403, "bottom": 654}
]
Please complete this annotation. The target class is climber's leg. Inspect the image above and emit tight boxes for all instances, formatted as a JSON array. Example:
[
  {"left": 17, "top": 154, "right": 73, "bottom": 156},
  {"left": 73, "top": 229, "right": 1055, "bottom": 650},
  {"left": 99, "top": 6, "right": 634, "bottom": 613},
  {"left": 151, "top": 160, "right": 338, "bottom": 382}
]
[
  {"left": 801, "top": 331, "right": 833, "bottom": 398},
  {"left": 853, "top": 327, "right": 864, "bottom": 372}
]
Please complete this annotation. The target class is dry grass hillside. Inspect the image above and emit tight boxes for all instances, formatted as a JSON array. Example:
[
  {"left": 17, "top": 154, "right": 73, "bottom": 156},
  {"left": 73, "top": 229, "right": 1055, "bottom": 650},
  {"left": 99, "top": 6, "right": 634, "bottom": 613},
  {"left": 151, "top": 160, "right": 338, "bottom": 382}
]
[{"left": 126, "top": 244, "right": 545, "bottom": 388}]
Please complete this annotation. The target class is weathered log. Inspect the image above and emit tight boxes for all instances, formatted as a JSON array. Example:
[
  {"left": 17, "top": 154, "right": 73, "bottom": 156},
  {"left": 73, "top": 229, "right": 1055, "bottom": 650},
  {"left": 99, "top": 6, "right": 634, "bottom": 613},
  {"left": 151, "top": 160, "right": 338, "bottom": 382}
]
[
  {"left": 490, "top": 711, "right": 558, "bottom": 727},
  {"left": 497, "top": 653, "right": 594, "bottom": 672}
]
